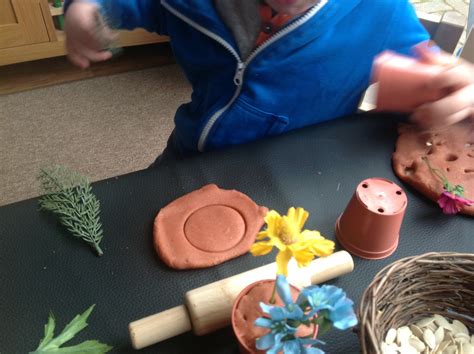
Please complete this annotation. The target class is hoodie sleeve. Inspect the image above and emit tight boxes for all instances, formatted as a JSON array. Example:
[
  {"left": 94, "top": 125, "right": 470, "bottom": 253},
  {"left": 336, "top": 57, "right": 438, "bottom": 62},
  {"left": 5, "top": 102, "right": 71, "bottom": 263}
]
[
  {"left": 382, "top": 0, "right": 430, "bottom": 56},
  {"left": 64, "top": 0, "right": 166, "bottom": 34}
]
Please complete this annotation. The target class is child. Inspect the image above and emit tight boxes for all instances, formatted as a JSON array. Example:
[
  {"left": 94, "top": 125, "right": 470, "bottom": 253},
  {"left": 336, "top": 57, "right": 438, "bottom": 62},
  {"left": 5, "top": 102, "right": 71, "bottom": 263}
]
[{"left": 64, "top": 0, "right": 474, "bottom": 162}]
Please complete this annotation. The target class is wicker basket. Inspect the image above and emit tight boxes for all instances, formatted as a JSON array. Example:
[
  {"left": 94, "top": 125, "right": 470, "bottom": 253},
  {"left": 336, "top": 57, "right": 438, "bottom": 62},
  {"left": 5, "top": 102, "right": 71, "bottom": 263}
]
[{"left": 358, "top": 252, "right": 474, "bottom": 354}]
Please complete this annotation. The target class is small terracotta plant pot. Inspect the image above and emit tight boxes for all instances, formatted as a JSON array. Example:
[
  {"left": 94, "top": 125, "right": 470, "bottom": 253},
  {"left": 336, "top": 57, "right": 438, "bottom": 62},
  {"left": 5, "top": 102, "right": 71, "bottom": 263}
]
[
  {"left": 231, "top": 279, "right": 314, "bottom": 354},
  {"left": 335, "top": 178, "right": 407, "bottom": 260}
]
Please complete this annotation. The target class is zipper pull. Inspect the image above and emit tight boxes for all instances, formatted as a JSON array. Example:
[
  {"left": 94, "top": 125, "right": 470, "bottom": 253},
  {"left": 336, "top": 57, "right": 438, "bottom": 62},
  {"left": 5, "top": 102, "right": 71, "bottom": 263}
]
[{"left": 233, "top": 62, "right": 245, "bottom": 86}]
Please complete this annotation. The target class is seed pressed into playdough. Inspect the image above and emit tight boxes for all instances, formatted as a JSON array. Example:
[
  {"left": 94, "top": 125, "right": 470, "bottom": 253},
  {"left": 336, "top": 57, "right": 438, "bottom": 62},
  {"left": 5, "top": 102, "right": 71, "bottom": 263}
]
[{"left": 154, "top": 184, "right": 268, "bottom": 269}]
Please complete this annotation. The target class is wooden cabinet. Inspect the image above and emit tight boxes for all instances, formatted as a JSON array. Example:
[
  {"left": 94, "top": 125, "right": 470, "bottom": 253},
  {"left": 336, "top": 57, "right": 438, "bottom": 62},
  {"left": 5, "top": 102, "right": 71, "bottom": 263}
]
[
  {"left": 0, "top": 0, "right": 168, "bottom": 66},
  {"left": 0, "top": 0, "right": 49, "bottom": 49}
]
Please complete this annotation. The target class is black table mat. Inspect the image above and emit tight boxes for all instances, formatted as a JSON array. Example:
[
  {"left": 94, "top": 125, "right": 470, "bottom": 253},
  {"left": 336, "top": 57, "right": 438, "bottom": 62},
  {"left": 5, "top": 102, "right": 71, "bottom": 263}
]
[{"left": 1, "top": 112, "right": 472, "bottom": 353}]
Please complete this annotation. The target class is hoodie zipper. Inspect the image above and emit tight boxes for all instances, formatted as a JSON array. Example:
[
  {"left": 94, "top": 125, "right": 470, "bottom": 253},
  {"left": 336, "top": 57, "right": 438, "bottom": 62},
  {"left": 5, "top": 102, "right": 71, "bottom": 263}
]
[{"left": 162, "top": 0, "right": 328, "bottom": 152}]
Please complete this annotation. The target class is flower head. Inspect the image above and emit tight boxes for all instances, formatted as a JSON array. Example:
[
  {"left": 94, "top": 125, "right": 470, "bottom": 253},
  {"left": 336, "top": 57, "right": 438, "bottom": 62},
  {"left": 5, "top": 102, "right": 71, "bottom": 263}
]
[
  {"left": 437, "top": 191, "right": 473, "bottom": 214},
  {"left": 255, "top": 275, "right": 324, "bottom": 354},
  {"left": 296, "top": 285, "right": 358, "bottom": 330},
  {"left": 250, "top": 207, "right": 335, "bottom": 276},
  {"left": 422, "top": 157, "right": 473, "bottom": 215}
]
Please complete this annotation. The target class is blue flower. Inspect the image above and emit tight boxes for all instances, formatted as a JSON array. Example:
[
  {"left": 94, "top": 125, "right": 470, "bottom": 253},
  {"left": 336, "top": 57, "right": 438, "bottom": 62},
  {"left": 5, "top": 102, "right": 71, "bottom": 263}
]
[
  {"left": 255, "top": 276, "right": 324, "bottom": 354},
  {"left": 297, "top": 285, "right": 358, "bottom": 330}
]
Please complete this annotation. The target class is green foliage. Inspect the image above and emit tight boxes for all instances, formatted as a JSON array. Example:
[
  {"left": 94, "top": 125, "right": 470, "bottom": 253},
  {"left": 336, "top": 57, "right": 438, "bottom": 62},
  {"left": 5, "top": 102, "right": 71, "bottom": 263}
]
[
  {"left": 38, "top": 166, "right": 105, "bottom": 256},
  {"left": 31, "top": 305, "right": 112, "bottom": 354}
]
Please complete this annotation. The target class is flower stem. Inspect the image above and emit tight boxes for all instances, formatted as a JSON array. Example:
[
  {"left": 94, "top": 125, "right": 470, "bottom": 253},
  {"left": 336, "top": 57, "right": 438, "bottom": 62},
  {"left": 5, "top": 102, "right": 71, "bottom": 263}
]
[
  {"left": 422, "top": 157, "right": 449, "bottom": 187},
  {"left": 269, "top": 280, "right": 277, "bottom": 304}
]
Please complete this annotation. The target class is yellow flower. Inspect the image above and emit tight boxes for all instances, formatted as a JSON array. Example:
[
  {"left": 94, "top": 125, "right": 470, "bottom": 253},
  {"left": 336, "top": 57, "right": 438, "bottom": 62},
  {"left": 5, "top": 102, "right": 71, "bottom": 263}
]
[{"left": 250, "top": 207, "right": 335, "bottom": 276}]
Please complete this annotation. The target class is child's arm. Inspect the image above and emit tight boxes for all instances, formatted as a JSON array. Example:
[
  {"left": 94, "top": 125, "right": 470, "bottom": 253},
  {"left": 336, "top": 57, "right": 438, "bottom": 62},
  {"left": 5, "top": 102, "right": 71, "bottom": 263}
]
[
  {"left": 383, "top": 0, "right": 473, "bottom": 128},
  {"left": 64, "top": 0, "right": 164, "bottom": 68},
  {"left": 64, "top": 0, "right": 164, "bottom": 32},
  {"left": 411, "top": 45, "right": 474, "bottom": 129}
]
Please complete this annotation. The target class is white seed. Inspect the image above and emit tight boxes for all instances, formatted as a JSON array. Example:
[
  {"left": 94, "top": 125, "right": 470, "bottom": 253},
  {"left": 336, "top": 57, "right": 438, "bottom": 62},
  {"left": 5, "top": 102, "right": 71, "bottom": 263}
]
[
  {"left": 436, "top": 340, "right": 451, "bottom": 353},
  {"left": 400, "top": 344, "right": 418, "bottom": 354},
  {"left": 385, "top": 328, "right": 397, "bottom": 344},
  {"left": 456, "top": 333, "right": 471, "bottom": 344},
  {"left": 434, "top": 314, "right": 451, "bottom": 328},
  {"left": 381, "top": 342, "right": 399, "bottom": 354},
  {"left": 410, "top": 324, "right": 425, "bottom": 340},
  {"left": 435, "top": 326, "right": 445, "bottom": 345},
  {"left": 427, "top": 322, "right": 439, "bottom": 332},
  {"left": 417, "top": 317, "right": 435, "bottom": 328},
  {"left": 471, "top": 335, "right": 474, "bottom": 345},
  {"left": 445, "top": 323, "right": 455, "bottom": 332},
  {"left": 453, "top": 320, "right": 470, "bottom": 336},
  {"left": 397, "top": 326, "right": 412, "bottom": 346},
  {"left": 445, "top": 344, "right": 458, "bottom": 354},
  {"left": 424, "top": 328, "right": 437, "bottom": 349},
  {"left": 409, "top": 336, "right": 426, "bottom": 352},
  {"left": 462, "top": 342, "right": 474, "bottom": 354},
  {"left": 456, "top": 333, "right": 471, "bottom": 340}
]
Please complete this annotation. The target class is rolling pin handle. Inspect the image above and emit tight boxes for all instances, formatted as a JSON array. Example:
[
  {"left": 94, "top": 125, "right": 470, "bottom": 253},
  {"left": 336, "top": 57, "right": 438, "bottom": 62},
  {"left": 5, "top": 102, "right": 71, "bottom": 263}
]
[{"left": 129, "top": 305, "right": 192, "bottom": 349}]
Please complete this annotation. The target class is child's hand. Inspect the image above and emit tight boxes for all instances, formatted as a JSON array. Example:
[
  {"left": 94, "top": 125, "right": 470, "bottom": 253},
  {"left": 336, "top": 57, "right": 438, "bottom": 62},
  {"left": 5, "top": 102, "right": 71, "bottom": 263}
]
[
  {"left": 411, "top": 44, "right": 474, "bottom": 129},
  {"left": 65, "top": 2, "right": 116, "bottom": 69}
]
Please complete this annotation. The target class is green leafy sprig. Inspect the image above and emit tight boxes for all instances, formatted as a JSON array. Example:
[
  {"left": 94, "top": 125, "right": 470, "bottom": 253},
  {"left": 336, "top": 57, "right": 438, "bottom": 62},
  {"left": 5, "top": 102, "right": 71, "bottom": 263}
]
[
  {"left": 30, "top": 304, "right": 112, "bottom": 354},
  {"left": 38, "top": 165, "right": 105, "bottom": 256}
]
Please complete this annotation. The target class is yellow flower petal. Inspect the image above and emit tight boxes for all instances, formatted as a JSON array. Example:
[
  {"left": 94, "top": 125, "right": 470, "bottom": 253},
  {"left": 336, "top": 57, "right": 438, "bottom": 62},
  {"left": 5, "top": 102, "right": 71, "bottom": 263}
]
[
  {"left": 256, "top": 230, "right": 269, "bottom": 240},
  {"left": 276, "top": 249, "right": 292, "bottom": 276},
  {"left": 293, "top": 207, "right": 309, "bottom": 230},
  {"left": 263, "top": 210, "right": 282, "bottom": 238},
  {"left": 291, "top": 248, "right": 315, "bottom": 268},
  {"left": 310, "top": 239, "right": 335, "bottom": 257},
  {"left": 300, "top": 230, "right": 323, "bottom": 241},
  {"left": 250, "top": 242, "right": 274, "bottom": 256}
]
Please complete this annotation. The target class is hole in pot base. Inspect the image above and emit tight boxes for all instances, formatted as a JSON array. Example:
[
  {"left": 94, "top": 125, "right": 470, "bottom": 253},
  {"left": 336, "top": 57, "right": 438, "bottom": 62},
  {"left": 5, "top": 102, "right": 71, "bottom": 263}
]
[{"left": 357, "top": 178, "right": 407, "bottom": 214}]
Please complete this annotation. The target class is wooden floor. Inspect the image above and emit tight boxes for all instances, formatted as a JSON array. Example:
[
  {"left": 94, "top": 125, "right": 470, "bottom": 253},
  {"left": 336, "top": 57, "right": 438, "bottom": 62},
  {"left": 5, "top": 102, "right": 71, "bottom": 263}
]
[{"left": 0, "top": 43, "right": 175, "bottom": 95}]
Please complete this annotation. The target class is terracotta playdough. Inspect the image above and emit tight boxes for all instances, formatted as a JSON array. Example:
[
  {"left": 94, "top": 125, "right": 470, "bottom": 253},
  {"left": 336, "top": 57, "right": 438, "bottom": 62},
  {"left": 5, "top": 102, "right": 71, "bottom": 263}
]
[
  {"left": 154, "top": 184, "right": 268, "bottom": 269},
  {"left": 392, "top": 121, "right": 474, "bottom": 216},
  {"left": 232, "top": 280, "right": 311, "bottom": 353}
]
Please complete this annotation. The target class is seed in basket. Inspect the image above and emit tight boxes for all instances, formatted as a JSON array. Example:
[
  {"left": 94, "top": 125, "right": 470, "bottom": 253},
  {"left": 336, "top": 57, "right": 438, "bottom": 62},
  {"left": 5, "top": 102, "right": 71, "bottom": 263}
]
[
  {"left": 408, "top": 336, "right": 426, "bottom": 352},
  {"left": 453, "top": 320, "right": 470, "bottom": 336},
  {"left": 423, "top": 328, "right": 436, "bottom": 350},
  {"left": 456, "top": 332, "right": 471, "bottom": 343},
  {"left": 435, "top": 340, "right": 451, "bottom": 353},
  {"left": 410, "top": 324, "right": 424, "bottom": 340},
  {"left": 417, "top": 317, "right": 435, "bottom": 328},
  {"left": 385, "top": 328, "right": 397, "bottom": 344},
  {"left": 397, "top": 326, "right": 412, "bottom": 345},
  {"left": 434, "top": 314, "right": 451, "bottom": 328},
  {"left": 462, "top": 342, "right": 474, "bottom": 354},
  {"left": 445, "top": 344, "right": 457, "bottom": 353},
  {"left": 381, "top": 342, "right": 399, "bottom": 354},
  {"left": 434, "top": 326, "right": 444, "bottom": 345}
]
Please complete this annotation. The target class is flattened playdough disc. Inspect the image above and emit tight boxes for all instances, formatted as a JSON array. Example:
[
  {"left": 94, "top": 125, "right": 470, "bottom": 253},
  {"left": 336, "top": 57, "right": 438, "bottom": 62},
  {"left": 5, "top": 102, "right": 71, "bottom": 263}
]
[{"left": 154, "top": 184, "right": 268, "bottom": 269}]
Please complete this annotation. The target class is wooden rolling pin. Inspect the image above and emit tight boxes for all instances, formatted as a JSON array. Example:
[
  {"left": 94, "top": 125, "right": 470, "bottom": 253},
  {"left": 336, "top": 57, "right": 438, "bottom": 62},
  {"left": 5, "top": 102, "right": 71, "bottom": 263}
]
[{"left": 129, "top": 250, "right": 354, "bottom": 349}]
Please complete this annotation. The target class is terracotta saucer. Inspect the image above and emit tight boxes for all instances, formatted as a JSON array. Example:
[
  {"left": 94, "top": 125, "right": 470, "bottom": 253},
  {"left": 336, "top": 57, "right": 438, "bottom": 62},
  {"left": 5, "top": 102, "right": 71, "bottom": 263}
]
[{"left": 154, "top": 184, "right": 268, "bottom": 269}]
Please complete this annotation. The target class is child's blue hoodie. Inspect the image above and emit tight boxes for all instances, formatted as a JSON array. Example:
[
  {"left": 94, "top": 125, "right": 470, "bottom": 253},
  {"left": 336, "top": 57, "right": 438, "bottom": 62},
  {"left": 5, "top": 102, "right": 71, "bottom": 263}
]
[{"left": 65, "top": 0, "right": 429, "bottom": 154}]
